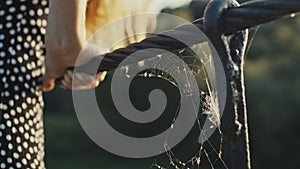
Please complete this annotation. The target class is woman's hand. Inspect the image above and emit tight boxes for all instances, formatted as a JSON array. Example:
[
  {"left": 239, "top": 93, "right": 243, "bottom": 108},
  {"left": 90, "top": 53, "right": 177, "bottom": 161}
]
[
  {"left": 61, "top": 70, "right": 107, "bottom": 90},
  {"left": 43, "top": 0, "right": 104, "bottom": 92}
]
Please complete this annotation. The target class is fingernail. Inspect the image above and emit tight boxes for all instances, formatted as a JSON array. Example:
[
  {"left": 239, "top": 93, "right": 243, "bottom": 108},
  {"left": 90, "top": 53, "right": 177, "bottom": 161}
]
[
  {"left": 75, "top": 72, "right": 84, "bottom": 80},
  {"left": 64, "top": 74, "right": 71, "bottom": 83},
  {"left": 61, "top": 80, "right": 68, "bottom": 88},
  {"left": 95, "top": 80, "right": 100, "bottom": 87},
  {"left": 59, "top": 83, "right": 67, "bottom": 90},
  {"left": 67, "top": 70, "right": 73, "bottom": 78}
]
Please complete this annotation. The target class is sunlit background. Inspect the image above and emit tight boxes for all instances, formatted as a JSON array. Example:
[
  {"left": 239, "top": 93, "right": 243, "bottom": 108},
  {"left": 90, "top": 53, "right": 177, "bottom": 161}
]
[{"left": 44, "top": 0, "right": 300, "bottom": 168}]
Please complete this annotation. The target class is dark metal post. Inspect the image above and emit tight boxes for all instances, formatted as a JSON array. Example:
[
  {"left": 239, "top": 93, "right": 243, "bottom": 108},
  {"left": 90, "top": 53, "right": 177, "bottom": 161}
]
[{"left": 203, "top": 0, "right": 251, "bottom": 168}]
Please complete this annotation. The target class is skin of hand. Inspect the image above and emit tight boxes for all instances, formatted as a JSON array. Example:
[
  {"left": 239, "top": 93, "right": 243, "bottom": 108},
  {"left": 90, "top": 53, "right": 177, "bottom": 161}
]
[
  {"left": 43, "top": 0, "right": 106, "bottom": 92},
  {"left": 62, "top": 70, "right": 107, "bottom": 90}
]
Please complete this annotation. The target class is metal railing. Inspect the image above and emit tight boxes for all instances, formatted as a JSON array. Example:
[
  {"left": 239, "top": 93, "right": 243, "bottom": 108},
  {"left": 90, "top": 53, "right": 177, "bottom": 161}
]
[{"left": 68, "top": 0, "right": 300, "bottom": 168}]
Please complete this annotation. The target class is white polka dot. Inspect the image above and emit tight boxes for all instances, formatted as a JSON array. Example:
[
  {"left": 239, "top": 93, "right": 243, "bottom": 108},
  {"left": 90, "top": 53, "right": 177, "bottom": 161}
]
[
  {"left": 41, "top": 27, "right": 46, "bottom": 34},
  {"left": 25, "top": 83, "right": 30, "bottom": 89},
  {"left": 34, "top": 159, "right": 39, "bottom": 165},
  {"left": 28, "top": 120, "right": 33, "bottom": 126},
  {"left": 26, "top": 153, "right": 31, "bottom": 160},
  {"left": 1, "top": 150, "right": 6, "bottom": 156},
  {"left": 2, "top": 77, "right": 7, "bottom": 83},
  {"left": 30, "top": 163, "right": 36, "bottom": 169},
  {"left": 0, "top": 34, "right": 5, "bottom": 40},
  {"left": 8, "top": 100, "right": 14, "bottom": 107},
  {"left": 16, "top": 44, "right": 22, "bottom": 51},
  {"left": 42, "top": 0, "right": 47, "bottom": 6},
  {"left": 30, "top": 19, "right": 36, "bottom": 26},
  {"left": 26, "top": 63, "right": 32, "bottom": 69},
  {"left": 20, "top": 5, "right": 26, "bottom": 11},
  {"left": 6, "top": 22, "right": 12, "bottom": 28},
  {"left": 0, "top": 163, "right": 6, "bottom": 169},
  {"left": 13, "top": 118, "right": 19, "bottom": 125},
  {"left": 14, "top": 94, "right": 20, "bottom": 100},
  {"left": 37, "top": 8, "right": 43, "bottom": 16},
  {"left": 9, "top": 6, "right": 16, "bottom": 13},
  {"left": 13, "top": 67, "right": 19, "bottom": 73},
  {"left": 9, "top": 38, "right": 15, "bottom": 45},
  {"left": 44, "top": 8, "right": 49, "bottom": 15},
  {"left": 30, "top": 136, "right": 35, "bottom": 142},
  {"left": 36, "top": 19, "right": 42, "bottom": 26},
  {"left": 4, "top": 83, "right": 9, "bottom": 89},
  {"left": 32, "top": 28, "right": 37, "bottom": 34},
  {"left": 0, "top": 124, "right": 5, "bottom": 130},
  {"left": 6, "top": 69, "right": 10, "bottom": 75},
  {"left": 16, "top": 136, "right": 21, "bottom": 143},
  {"left": 21, "top": 18, "right": 27, "bottom": 25},
  {"left": 13, "top": 152, "right": 19, "bottom": 159},
  {"left": 19, "top": 126, "right": 25, "bottom": 133},
  {"left": 21, "top": 66, "right": 26, "bottom": 73},
  {"left": 16, "top": 162, "right": 22, "bottom": 168},
  {"left": 23, "top": 27, "right": 29, "bottom": 34},
  {"left": 17, "top": 146, "right": 22, "bottom": 152},
  {"left": 24, "top": 132, "right": 30, "bottom": 140},
  {"left": 3, "top": 113, "right": 10, "bottom": 120},
  {"left": 7, "top": 157, "right": 12, "bottom": 163},
  {"left": 0, "top": 51, "right": 5, "bottom": 57},
  {"left": 29, "top": 10, "right": 35, "bottom": 16},
  {"left": 12, "top": 127, "right": 17, "bottom": 134},
  {"left": 25, "top": 113, "right": 30, "bottom": 119},
  {"left": 20, "top": 117, "right": 25, "bottom": 124},
  {"left": 8, "top": 143, "right": 14, "bottom": 150},
  {"left": 6, "top": 134, "right": 12, "bottom": 141},
  {"left": 17, "top": 13, "right": 23, "bottom": 20},
  {"left": 29, "top": 147, "right": 34, "bottom": 154},
  {"left": 22, "top": 103, "right": 27, "bottom": 109},
  {"left": 16, "top": 107, "right": 22, "bottom": 113},
  {"left": 10, "top": 109, "right": 16, "bottom": 116},
  {"left": 21, "top": 91, "right": 26, "bottom": 97},
  {"left": 6, "top": 15, "right": 13, "bottom": 21},
  {"left": 21, "top": 158, "right": 27, "bottom": 165},
  {"left": 14, "top": 85, "right": 20, "bottom": 91},
  {"left": 6, "top": 0, "right": 13, "bottom": 5},
  {"left": 4, "top": 91, "right": 9, "bottom": 97},
  {"left": 0, "top": 10, "right": 5, "bottom": 16},
  {"left": 8, "top": 47, "right": 16, "bottom": 55},
  {"left": 6, "top": 120, "right": 12, "bottom": 127},
  {"left": 42, "top": 19, "right": 47, "bottom": 27},
  {"left": 26, "top": 74, "right": 31, "bottom": 80},
  {"left": 23, "top": 142, "right": 29, "bottom": 149},
  {"left": 24, "top": 54, "right": 29, "bottom": 60},
  {"left": 2, "top": 104, "right": 8, "bottom": 110},
  {"left": 9, "top": 29, "right": 16, "bottom": 35},
  {"left": 31, "top": 40, "right": 36, "bottom": 47}
]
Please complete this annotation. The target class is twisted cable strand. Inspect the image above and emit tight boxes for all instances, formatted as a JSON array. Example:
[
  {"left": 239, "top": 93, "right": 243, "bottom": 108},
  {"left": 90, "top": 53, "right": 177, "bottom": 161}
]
[{"left": 223, "top": 0, "right": 300, "bottom": 34}]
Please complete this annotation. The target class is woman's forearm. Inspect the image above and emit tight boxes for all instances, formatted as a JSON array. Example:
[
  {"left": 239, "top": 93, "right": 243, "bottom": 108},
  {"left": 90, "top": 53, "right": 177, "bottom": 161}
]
[
  {"left": 46, "top": 0, "right": 87, "bottom": 64},
  {"left": 43, "top": 0, "right": 89, "bottom": 91}
]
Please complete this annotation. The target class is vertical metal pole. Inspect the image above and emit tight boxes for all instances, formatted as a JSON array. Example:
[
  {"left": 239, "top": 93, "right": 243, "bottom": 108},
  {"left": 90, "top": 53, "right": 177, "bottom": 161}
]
[{"left": 203, "top": 0, "right": 251, "bottom": 168}]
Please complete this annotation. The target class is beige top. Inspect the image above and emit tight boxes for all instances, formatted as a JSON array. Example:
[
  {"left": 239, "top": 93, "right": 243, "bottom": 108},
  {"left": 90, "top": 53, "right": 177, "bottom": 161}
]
[{"left": 86, "top": 0, "right": 192, "bottom": 52}]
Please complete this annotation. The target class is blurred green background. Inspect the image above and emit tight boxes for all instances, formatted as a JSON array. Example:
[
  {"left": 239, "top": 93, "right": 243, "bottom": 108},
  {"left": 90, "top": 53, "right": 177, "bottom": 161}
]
[{"left": 44, "top": 0, "right": 300, "bottom": 168}]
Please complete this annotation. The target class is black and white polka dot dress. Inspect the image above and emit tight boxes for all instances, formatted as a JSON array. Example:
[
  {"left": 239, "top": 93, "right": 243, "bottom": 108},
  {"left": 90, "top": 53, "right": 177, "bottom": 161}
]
[{"left": 0, "top": 0, "right": 48, "bottom": 168}]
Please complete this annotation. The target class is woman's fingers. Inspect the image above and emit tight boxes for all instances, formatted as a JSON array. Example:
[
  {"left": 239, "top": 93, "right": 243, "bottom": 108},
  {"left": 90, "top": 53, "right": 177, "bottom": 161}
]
[
  {"left": 96, "top": 71, "right": 107, "bottom": 83},
  {"left": 61, "top": 70, "right": 107, "bottom": 90}
]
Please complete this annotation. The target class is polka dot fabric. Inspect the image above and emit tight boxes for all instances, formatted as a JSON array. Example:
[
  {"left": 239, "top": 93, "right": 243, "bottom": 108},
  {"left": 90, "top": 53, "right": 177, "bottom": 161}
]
[{"left": 0, "top": 0, "right": 48, "bottom": 168}]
